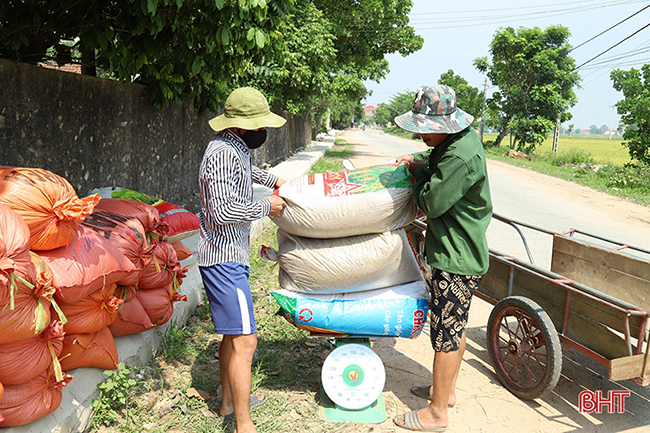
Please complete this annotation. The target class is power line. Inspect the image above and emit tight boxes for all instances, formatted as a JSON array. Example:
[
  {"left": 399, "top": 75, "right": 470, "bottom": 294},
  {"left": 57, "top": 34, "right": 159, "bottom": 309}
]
[
  {"left": 574, "top": 21, "right": 650, "bottom": 70},
  {"left": 570, "top": 3, "right": 650, "bottom": 51}
]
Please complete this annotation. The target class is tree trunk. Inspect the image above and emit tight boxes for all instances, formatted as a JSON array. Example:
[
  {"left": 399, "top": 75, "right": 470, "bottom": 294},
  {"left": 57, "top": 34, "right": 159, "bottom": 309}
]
[
  {"left": 493, "top": 128, "right": 508, "bottom": 147},
  {"left": 81, "top": 47, "right": 96, "bottom": 76}
]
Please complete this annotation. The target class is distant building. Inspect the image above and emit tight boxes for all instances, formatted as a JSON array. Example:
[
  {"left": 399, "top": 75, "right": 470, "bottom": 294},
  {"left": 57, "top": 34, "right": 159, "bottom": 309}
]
[{"left": 364, "top": 105, "right": 376, "bottom": 118}]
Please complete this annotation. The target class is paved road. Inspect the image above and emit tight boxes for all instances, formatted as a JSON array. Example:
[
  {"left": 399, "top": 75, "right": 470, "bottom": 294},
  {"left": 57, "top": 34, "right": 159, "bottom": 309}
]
[{"left": 339, "top": 129, "right": 650, "bottom": 433}]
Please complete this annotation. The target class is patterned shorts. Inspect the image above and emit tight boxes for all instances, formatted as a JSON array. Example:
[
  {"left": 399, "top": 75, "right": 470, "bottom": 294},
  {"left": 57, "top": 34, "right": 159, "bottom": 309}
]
[{"left": 429, "top": 269, "right": 482, "bottom": 352}]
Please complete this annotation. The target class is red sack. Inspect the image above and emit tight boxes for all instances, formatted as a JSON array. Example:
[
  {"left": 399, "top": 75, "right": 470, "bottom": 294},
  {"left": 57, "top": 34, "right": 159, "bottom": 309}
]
[
  {"left": 81, "top": 209, "right": 154, "bottom": 282},
  {"left": 0, "top": 166, "right": 99, "bottom": 251},
  {"left": 0, "top": 204, "right": 32, "bottom": 308},
  {"left": 136, "top": 284, "right": 187, "bottom": 326},
  {"left": 58, "top": 284, "right": 123, "bottom": 335},
  {"left": 0, "top": 259, "right": 54, "bottom": 345},
  {"left": 94, "top": 198, "right": 169, "bottom": 243},
  {"left": 0, "top": 368, "right": 72, "bottom": 427},
  {"left": 171, "top": 240, "right": 193, "bottom": 261},
  {"left": 59, "top": 327, "right": 118, "bottom": 372},
  {"left": 0, "top": 320, "right": 65, "bottom": 386},
  {"left": 108, "top": 296, "right": 155, "bottom": 337},
  {"left": 0, "top": 381, "right": 4, "bottom": 423},
  {"left": 116, "top": 284, "right": 136, "bottom": 302},
  {"left": 138, "top": 242, "right": 187, "bottom": 289},
  {"left": 89, "top": 187, "right": 200, "bottom": 243},
  {"left": 39, "top": 226, "right": 138, "bottom": 304}
]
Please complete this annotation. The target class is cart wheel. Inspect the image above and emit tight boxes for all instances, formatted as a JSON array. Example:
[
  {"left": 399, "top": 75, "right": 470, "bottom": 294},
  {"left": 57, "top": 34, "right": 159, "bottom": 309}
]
[{"left": 487, "top": 296, "right": 562, "bottom": 400}]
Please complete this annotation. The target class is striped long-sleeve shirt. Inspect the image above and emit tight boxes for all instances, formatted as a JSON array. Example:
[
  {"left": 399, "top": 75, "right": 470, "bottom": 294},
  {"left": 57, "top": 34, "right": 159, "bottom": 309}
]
[{"left": 197, "top": 129, "right": 278, "bottom": 267}]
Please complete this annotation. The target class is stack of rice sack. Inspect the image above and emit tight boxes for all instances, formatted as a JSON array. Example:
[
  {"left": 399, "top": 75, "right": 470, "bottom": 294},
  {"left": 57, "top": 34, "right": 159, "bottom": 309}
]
[
  {"left": 0, "top": 166, "right": 189, "bottom": 427},
  {"left": 268, "top": 164, "right": 430, "bottom": 339}
]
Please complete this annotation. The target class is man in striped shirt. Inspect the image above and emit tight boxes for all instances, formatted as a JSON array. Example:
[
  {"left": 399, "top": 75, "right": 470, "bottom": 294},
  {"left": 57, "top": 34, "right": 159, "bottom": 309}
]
[{"left": 198, "top": 87, "right": 286, "bottom": 433}]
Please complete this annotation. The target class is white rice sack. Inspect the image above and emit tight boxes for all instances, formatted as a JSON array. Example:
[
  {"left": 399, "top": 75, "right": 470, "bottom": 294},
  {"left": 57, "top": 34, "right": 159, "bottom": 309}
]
[
  {"left": 270, "top": 164, "right": 418, "bottom": 238},
  {"left": 277, "top": 228, "right": 422, "bottom": 294},
  {"left": 271, "top": 281, "right": 430, "bottom": 339}
]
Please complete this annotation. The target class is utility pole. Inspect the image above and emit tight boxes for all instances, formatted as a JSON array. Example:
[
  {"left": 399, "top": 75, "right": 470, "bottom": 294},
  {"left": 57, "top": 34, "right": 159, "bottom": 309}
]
[
  {"left": 479, "top": 77, "right": 488, "bottom": 143},
  {"left": 609, "top": 105, "right": 615, "bottom": 140}
]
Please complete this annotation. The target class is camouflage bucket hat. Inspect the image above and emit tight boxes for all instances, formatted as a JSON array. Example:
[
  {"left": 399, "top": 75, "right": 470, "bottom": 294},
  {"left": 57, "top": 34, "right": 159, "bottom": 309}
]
[
  {"left": 209, "top": 87, "right": 286, "bottom": 131},
  {"left": 394, "top": 85, "right": 474, "bottom": 134}
]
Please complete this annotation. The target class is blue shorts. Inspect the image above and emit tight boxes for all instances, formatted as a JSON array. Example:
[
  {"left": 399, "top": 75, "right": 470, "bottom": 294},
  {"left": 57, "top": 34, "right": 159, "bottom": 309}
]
[{"left": 199, "top": 262, "right": 257, "bottom": 335}]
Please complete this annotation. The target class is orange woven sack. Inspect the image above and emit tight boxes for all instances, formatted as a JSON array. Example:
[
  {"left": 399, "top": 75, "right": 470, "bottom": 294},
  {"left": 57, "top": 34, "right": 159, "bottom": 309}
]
[
  {"left": 0, "top": 257, "right": 56, "bottom": 345},
  {"left": 59, "top": 327, "right": 118, "bottom": 372},
  {"left": 39, "top": 226, "right": 138, "bottom": 304},
  {"left": 94, "top": 198, "right": 169, "bottom": 243},
  {"left": 0, "top": 368, "right": 72, "bottom": 427},
  {"left": 0, "top": 381, "right": 4, "bottom": 423},
  {"left": 171, "top": 240, "right": 193, "bottom": 261},
  {"left": 81, "top": 209, "right": 154, "bottom": 284},
  {"left": 0, "top": 166, "right": 99, "bottom": 251},
  {"left": 58, "top": 284, "right": 123, "bottom": 335},
  {"left": 136, "top": 284, "right": 188, "bottom": 326},
  {"left": 0, "top": 204, "right": 33, "bottom": 309},
  {"left": 138, "top": 241, "right": 187, "bottom": 289},
  {"left": 108, "top": 296, "right": 155, "bottom": 337},
  {"left": 116, "top": 284, "right": 137, "bottom": 302},
  {"left": 0, "top": 320, "right": 64, "bottom": 386}
]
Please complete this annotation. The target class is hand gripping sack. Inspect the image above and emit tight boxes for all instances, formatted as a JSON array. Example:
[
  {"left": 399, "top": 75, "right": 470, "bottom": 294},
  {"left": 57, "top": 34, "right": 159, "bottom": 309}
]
[
  {"left": 272, "top": 281, "right": 429, "bottom": 338},
  {"left": 277, "top": 229, "right": 422, "bottom": 294},
  {"left": 89, "top": 186, "right": 200, "bottom": 243},
  {"left": 0, "top": 204, "right": 32, "bottom": 308},
  {"left": 0, "top": 368, "right": 72, "bottom": 427},
  {"left": 270, "top": 164, "right": 418, "bottom": 238},
  {"left": 0, "top": 166, "right": 99, "bottom": 251}
]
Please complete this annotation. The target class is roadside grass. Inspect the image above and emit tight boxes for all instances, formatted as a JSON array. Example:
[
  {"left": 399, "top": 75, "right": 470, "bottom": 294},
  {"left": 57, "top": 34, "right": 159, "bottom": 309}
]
[
  {"left": 384, "top": 128, "right": 650, "bottom": 207},
  {"left": 85, "top": 143, "right": 362, "bottom": 433}
]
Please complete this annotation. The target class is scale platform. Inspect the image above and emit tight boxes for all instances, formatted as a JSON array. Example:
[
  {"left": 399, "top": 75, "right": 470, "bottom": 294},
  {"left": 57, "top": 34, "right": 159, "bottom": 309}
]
[{"left": 318, "top": 338, "right": 387, "bottom": 423}]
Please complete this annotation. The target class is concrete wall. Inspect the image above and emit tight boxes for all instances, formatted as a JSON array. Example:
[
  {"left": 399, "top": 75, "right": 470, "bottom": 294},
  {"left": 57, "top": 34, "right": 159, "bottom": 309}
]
[{"left": 0, "top": 58, "right": 311, "bottom": 213}]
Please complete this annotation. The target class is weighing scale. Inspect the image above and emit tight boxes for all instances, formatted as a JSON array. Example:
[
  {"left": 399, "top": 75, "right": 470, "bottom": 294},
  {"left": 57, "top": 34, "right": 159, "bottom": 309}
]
[{"left": 319, "top": 338, "right": 387, "bottom": 423}]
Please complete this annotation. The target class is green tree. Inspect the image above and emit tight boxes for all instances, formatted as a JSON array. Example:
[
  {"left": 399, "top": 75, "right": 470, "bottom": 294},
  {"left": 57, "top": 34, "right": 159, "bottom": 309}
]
[
  {"left": 611, "top": 64, "right": 650, "bottom": 165},
  {"left": 372, "top": 90, "right": 415, "bottom": 127},
  {"left": 0, "top": 0, "right": 293, "bottom": 113},
  {"left": 590, "top": 125, "right": 600, "bottom": 135},
  {"left": 567, "top": 124, "right": 574, "bottom": 136},
  {"left": 473, "top": 25, "right": 580, "bottom": 152},
  {"left": 438, "top": 69, "right": 482, "bottom": 120}
]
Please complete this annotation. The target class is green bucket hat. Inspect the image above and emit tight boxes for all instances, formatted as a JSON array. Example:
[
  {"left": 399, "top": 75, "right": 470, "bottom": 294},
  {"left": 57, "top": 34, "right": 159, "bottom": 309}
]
[
  {"left": 209, "top": 87, "right": 286, "bottom": 131},
  {"left": 394, "top": 85, "right": 474, "bottom": 134}
]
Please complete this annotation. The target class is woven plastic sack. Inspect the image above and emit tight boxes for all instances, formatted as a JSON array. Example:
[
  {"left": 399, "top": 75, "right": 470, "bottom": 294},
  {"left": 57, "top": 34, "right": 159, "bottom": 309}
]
[
  {"left": 80, "top": 208, "right": 154, "bottom": 283},
  {"left": 0, "top": 368, "right": 72, "bottom": 427},
  {"left": 0, "top": 204, "right": 32, "bottom": 308},
  {"left": 108, "top": 296, "right": 155, "bottom": 337},
  {"left": 59, "top": 327, "right": 119, "bottom": 372},
  {"left": 0, "top": 166, "right": 99, "bottom": 251},
  {"left": 171, "top": 240, "right": 193, "bottom": 261},
  {"left": 94, "top": 198, "right": 169, "bottom": 242},
  {"left": 89, "top": 186, "right": 200, "bottom": 243},
  {"left": 272, "top": 281, "right": 429, "bottom": 338},
  {"left": 0, "top": 320, "right": 65, "bottom": 386},
  {"left": 276, "top": 229, "right": 422, "bottom": 294},
  {"left": 39, "top": 226, "right": 138, "bottom": 304},
  {"left": 138, "top": 241, "right": 186, "bottom": 289},
  {"left": 270, "top": 164, "right": 417, "bottom": 238},
  {"left": 58, "top": 283, "right": 123, "bottom": 335},
  {"left": 135, "top": 284, "right": 187, "bottom": 326}
]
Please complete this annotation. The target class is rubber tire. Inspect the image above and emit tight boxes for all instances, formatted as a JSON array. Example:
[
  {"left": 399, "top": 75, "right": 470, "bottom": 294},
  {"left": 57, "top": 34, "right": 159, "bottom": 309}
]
[{"left": 487, "top": 296, "right": 562, "bottom": 400}]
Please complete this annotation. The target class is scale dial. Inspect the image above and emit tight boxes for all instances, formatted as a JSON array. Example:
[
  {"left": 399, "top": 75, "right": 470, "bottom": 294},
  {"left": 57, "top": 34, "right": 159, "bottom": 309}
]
[{"left": 321, "top": 343, "right": 386, "bottom": 410}]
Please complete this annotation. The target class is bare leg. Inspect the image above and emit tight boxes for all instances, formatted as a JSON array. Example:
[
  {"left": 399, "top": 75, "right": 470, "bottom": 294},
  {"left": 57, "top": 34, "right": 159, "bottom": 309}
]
[
  {"left": 423, "top": 331, "right": 466, "bottom": 407},
  {"left": 219, "top": 333, "right": 258, "bottom": 433}
]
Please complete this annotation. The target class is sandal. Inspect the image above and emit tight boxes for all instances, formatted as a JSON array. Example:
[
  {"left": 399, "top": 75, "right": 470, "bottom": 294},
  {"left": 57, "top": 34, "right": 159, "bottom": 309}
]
[{"left": 393, "top": 410, "right": 448, "bottom": 432}]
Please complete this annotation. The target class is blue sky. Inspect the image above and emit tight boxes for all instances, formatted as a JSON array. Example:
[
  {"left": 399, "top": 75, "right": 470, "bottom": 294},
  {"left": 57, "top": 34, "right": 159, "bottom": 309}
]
[{"left": 363, "top": 0, "right": 650, "bottom": 131}]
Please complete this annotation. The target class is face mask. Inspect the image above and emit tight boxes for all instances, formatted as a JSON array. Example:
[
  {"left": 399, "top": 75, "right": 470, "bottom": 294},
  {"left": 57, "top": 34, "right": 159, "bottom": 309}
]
[{"left": 240, "top": 129, "right": 267, "bottom": 149}]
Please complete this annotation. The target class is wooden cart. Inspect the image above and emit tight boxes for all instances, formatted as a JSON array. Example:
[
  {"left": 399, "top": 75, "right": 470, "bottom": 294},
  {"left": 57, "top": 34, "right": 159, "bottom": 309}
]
[{"left": 476, "top": 213, "right": 650, "bottom": 399}]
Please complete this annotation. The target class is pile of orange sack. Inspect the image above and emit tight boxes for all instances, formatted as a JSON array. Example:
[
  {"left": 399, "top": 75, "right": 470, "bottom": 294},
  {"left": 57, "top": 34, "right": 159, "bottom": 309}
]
[{"left": 0, "top": 166, "right": 197, "bottom": 427}]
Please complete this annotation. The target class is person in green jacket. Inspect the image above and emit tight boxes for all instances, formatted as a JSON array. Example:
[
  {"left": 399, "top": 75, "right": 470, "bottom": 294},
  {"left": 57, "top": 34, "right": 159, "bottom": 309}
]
[{"left": 392, "top": 85, "right": 492, "bottom": 432}]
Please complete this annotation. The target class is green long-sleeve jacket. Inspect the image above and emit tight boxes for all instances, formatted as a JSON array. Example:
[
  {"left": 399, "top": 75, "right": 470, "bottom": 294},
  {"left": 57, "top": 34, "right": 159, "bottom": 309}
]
[{"left": 411, "top": 128, "right": 492, "bottom": 276}]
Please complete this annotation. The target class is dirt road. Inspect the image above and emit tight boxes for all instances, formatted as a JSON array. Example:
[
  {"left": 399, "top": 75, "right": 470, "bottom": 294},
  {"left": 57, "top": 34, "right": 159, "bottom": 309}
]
[{"left": 338, "top": 129, "right": 650, "bottom": 433}]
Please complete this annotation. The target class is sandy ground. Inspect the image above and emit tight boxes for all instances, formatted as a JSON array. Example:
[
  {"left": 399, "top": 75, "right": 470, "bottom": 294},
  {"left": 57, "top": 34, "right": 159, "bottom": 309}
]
[{"left": 337, "top": 131, "right": 650, "bottom": 433}]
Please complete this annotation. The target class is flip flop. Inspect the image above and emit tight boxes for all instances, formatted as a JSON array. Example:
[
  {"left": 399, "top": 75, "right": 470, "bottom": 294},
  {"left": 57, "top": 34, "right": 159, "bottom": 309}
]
[
  {"left": 393, "top": 410, "right": 448, "bottom": 432},
  {"left": 221, "top": 394, "right": 266, "bottom": 421},
  {"left": 410, "top": 385, "right": 455, "bottom": 408}
]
